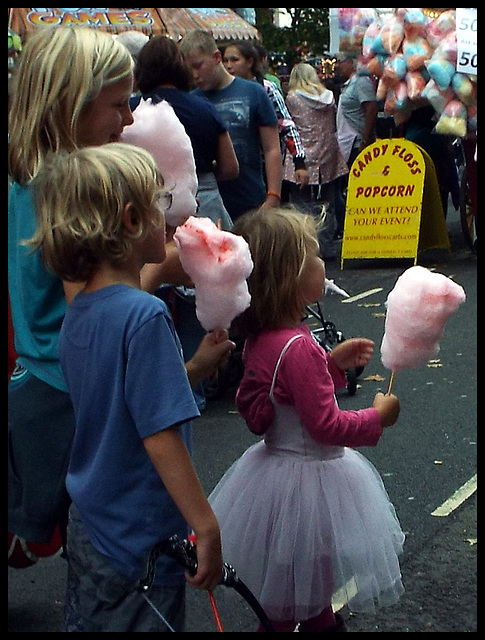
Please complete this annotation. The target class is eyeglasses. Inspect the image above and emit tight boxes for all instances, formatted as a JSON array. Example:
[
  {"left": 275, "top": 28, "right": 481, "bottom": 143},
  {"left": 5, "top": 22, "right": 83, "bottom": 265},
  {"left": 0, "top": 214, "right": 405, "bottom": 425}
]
[{"left": 157, "top": 190, "right": 173, "bottom": 211}]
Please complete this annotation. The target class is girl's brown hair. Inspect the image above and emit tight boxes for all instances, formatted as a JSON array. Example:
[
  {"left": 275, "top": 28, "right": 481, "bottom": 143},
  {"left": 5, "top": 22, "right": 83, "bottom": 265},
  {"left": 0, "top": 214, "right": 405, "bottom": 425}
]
[
  {"left": 231, "top": 207, "right": 319, "bottom": 337},
  {"left": 135, "top": 35, "right": 193, "bottom": 94},
  {"left": 221, "top": 39, "right": 264, "bottom": 82}
]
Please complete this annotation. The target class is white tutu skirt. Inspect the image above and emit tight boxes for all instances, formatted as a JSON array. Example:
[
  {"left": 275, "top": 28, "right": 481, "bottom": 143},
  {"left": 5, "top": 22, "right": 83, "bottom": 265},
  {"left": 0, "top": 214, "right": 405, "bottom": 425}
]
[{"left": 209, "top": 442, "right": 405, "bottom": 621}]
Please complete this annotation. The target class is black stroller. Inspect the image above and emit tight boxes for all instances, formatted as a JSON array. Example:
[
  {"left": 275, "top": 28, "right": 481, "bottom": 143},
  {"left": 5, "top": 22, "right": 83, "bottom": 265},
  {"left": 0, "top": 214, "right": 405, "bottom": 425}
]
[
  {"left": 304, "top": 299, "right": 364, "bottom": 396},
  {"left": 204, "top": 299, "right": 364, "bottom": 400}
]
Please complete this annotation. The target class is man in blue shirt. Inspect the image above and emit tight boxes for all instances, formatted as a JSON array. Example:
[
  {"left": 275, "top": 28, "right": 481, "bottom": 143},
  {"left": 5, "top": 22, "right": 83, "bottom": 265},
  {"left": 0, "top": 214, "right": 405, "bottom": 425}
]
[{"left": 180, "top": 30, "right": 282, "bottom": 220}]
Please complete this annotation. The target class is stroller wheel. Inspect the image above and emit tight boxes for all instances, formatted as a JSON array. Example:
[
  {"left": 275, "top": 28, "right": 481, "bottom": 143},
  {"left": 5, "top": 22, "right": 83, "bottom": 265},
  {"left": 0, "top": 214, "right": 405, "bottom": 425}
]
[
  {"left": 203, "top": 371, "right": 227, "bottom": 401},
  {"left": 345, "top": 368, "right": 358, "bottom": 396},
  {"left": 345, "top": 365, "right": 365, "bottom": 395},
  {"left": 203, "top": 348, "right": 245, "bottom": 401}
]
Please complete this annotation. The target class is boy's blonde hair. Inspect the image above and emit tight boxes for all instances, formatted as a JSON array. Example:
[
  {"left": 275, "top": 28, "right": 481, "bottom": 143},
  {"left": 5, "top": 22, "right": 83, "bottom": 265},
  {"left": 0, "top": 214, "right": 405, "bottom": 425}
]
[
  {"left": 179, "top": 29, "right": 218, "bottom": 56},
  {"left": 231, "top": 207, "right": 319, "bottom": 337},
  {"left": 8, "top": 27, "right": 133, "bottom": 185},
  {"left": 288, "top": 62, "right": 325, "bottom": 96},
  {"left": 29, "top": 143, "right": 165, "bottom": 282}
]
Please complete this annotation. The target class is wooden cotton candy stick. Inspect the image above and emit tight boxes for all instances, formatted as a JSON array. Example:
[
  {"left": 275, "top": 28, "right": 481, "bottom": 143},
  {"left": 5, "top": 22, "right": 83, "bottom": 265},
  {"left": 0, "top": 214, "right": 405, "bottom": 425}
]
[{"left": 386, "top": 371, "right": 396, "bottom": 396}]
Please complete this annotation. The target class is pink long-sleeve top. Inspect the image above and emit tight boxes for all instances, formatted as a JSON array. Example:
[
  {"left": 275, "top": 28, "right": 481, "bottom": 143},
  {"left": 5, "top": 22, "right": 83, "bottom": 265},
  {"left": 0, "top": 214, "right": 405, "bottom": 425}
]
[{"left": 236, "top": 324, "right": 382, "bottom": 448}]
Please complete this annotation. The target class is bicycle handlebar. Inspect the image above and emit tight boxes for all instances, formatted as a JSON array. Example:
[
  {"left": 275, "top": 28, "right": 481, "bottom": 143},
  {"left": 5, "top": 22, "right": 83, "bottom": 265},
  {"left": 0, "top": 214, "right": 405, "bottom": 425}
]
[{"left": 138, "top": 535, "right": 275, "bottom": 632}]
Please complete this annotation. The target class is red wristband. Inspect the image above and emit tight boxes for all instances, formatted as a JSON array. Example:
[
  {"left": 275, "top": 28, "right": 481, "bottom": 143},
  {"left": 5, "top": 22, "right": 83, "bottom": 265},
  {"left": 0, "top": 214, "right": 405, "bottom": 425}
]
[{"left": 266, "top": 190, "right": 281, "bottom": 200}]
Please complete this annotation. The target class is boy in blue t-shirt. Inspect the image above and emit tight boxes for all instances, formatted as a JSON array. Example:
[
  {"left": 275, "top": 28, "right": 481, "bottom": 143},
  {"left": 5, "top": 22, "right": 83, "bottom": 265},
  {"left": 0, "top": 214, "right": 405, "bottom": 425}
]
[
  {"left": 180, "top": 29, "right": 282, "bottom": 220},
  {"left": 28, "top": 143, "right": 234, "bottom": 632}
]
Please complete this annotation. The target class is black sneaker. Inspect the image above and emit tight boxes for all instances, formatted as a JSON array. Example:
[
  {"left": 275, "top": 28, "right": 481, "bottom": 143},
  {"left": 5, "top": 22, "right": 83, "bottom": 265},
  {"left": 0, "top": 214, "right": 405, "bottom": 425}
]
[{"left": 332, "top": 612, "right": 348, "bottom": 632}]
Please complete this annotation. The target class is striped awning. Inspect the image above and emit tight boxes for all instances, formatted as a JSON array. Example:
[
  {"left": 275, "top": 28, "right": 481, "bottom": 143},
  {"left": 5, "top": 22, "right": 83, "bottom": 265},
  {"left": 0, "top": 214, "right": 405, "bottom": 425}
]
[{"left": 156, "top": 8, "right": 260, "bottom": 41}]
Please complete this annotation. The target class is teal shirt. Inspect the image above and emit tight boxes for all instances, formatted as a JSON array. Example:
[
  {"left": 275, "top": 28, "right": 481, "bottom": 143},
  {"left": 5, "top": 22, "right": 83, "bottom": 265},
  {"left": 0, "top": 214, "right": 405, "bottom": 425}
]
[{"left": 8, "top": 182, "right": 67, "bottom": 391}]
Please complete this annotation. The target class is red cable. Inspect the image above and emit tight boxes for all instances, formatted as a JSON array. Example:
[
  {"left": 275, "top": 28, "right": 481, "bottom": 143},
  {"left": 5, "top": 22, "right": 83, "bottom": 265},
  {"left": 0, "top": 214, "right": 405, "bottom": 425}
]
[
  {"left": 188, "top": 535, "right": 224, "bottom": 631},
  {"left": 208, "top": 590, "right": 224, "bottom": 632}
]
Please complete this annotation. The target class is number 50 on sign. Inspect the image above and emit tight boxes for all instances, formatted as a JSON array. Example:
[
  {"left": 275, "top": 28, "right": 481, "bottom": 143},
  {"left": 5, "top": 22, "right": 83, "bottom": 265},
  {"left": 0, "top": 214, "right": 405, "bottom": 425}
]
[{"left": 456, "top": 7, "right": 477, "bottom": 75}]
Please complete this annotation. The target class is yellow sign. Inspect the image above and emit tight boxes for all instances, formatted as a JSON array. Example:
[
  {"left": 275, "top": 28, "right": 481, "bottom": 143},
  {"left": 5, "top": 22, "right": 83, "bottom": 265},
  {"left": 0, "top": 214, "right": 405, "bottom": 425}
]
[{"left": 341, "top": 138, "right": 426, "bottom": 265}]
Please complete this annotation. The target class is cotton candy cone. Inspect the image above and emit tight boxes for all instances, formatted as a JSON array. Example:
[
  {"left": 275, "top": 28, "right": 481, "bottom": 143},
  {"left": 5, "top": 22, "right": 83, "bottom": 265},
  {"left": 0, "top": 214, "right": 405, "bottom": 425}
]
[
  {"left": 381, "top": 266, "right": 466, "bottom": 372},
  {"left": 173, "top": 217, "right": 253, "bottom": 331},
  {"left": 121, "top": 98, "right": 198, "bottom": 227}
]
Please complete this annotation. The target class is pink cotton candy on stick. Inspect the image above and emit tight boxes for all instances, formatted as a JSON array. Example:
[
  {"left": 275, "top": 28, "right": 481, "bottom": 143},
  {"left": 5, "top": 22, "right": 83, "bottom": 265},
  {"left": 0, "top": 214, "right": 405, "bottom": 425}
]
[
  {"left": 173, "top": 216, "right": 253, "bottom": 331},
  {"left": 381, "top": 266, "right": 465, "bottom": 381},
  {"left": 121, "top": 98, "right": 198, "bottom": 228}
]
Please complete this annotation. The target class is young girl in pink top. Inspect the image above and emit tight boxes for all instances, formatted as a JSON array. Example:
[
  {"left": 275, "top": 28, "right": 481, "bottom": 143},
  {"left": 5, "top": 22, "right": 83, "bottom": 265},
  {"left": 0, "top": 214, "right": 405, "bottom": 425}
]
[{"left": 209, "top": 207, "right": 404, "bottom": 632}]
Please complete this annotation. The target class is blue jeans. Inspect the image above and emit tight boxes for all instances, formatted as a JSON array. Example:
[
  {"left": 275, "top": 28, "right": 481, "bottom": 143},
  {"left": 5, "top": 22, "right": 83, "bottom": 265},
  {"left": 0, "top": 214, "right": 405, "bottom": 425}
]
[
  {"left": 8, "top": 368, "right": 74, "bottom": 542},
  {"left": 64, "top": 506, "right": 186, "bottom": 632}
]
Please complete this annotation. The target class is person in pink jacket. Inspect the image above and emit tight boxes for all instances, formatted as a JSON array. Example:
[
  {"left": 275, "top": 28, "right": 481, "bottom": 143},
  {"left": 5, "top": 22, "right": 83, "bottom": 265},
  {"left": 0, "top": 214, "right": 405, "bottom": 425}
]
[
  {"left": 209, "top": 207, "right": 404, "bottom": 633},
  {"left": 283, "top": 63, "right": 349, "bottom": 260}
]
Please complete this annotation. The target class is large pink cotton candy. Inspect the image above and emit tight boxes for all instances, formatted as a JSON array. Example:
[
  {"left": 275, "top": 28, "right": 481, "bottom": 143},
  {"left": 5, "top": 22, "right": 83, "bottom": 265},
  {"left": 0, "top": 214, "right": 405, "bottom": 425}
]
[
  {"left": 381, "top": 266, "right": 466, "bottom": 372},
  {"left": 173, "top": 217, "right": 254, "bottom": 331},
  {"left": 121, "top": 98, "right": 198, "bottom": 228}
]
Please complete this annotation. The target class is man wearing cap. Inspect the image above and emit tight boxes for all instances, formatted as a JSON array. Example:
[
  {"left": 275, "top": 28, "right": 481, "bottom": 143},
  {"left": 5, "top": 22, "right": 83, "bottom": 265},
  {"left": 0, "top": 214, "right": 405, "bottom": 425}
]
[{"left": 335, "top": 53, "right": 378, "bottom": 169}]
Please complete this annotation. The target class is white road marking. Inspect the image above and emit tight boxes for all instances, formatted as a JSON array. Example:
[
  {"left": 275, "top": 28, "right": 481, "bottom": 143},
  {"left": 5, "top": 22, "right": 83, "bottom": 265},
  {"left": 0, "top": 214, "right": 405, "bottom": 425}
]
[
  {"left": 332, "top": 578, "right": 358, "bottom": 612},
  {"left": 341, "top": 287, "right": 384, "bottom": 304},
  {"left": 431, "top": 474, "right": 477, "bottom": 516}
]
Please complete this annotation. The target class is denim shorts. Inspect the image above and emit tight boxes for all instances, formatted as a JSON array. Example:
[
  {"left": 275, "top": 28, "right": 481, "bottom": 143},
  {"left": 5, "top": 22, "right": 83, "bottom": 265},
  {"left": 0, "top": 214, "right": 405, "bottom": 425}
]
[
  {"left": 64, "top": 506, "right": 186, "bottom": 632},
  {"left": 8, "top": 367, "right": 75, "bottom": 542}
]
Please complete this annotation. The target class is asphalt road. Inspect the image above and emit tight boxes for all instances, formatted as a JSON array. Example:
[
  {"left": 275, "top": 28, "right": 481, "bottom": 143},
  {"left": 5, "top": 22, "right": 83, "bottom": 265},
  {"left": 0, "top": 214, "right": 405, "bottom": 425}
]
[{"left": 8, "top": 205, "right": 476, "bottom": 632}]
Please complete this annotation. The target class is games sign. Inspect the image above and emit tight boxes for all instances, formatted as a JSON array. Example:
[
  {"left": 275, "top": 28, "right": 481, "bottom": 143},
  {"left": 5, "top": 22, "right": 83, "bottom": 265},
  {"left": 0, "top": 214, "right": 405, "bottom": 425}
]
[{"left": 24, "top": 8, "right": 155, "bottom": 31}]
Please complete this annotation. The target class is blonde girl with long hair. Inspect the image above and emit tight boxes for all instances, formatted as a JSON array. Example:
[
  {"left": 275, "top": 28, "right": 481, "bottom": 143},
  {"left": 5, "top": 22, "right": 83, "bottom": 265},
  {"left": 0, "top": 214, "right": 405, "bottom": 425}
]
[
  {"left": 7, "top": 27, "right": 201, "bottom": 577},
  {"left": 8, "top": 27, "right": 135, "bottom": 563}
]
